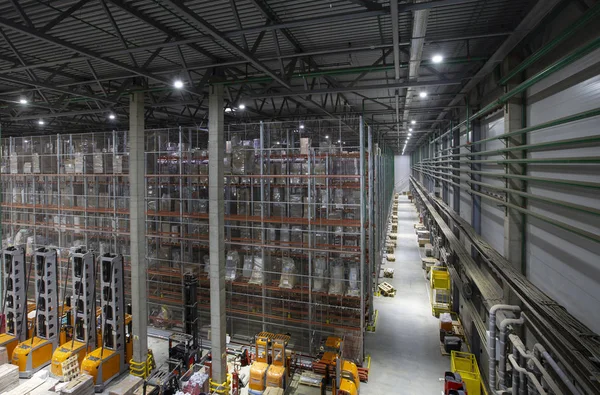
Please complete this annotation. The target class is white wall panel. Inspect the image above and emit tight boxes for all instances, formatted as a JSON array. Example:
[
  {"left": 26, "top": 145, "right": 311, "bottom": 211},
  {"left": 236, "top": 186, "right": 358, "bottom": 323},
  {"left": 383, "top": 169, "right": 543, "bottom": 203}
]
[
  {"left": 480, "top": 114, "right": 505, "bottom": 256},
  {"left": 394, "top": 155, "right": 411, "bottom": 192},
  {"left": 525, "top": 47, "right": 600, "bottom": 334}
]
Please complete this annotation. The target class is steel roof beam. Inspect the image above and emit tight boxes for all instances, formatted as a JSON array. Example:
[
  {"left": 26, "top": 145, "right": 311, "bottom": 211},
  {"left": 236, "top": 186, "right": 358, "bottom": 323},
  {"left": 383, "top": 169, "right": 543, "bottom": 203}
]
[
  {"left": 164, "top": 0, "right": 292, "bottom": 90},
  {"left": 346, "top": 0, "right": 385, "bottom": 11},
  {"left": 0, "top": 15, "right": 202, "bottom": 97},
  {"left": 39, "top": 0, "right": 92, "bottom": 33},
  {"left": 247, "top": 79, "right": 463, "bottom": 99}
]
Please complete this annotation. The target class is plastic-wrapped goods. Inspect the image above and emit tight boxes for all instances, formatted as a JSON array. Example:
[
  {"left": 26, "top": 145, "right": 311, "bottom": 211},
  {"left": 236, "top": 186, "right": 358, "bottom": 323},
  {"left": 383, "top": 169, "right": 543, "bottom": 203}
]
[
  {"left": 315, "top": 228, "right": 328, "bottom": 247},
  {"left": 333, "top": 189, "right": 344, "bottom": 208},
  {"left": 290, "top": 162, "right": 302, "bottom": 185},
  {"left": 314, "top": 162, "right": 326, "bottom": 185},
  {"left": 231, "top": 147, "right": 255, "bottom": 175},
  {"left": 313, "top": 256, "right": 328, "bottom": 292},
  {"left": 147, "top": 185, "right": 158, "bottom": 211},
  {"left": 203, "top": 255, "right": 210, "bottom": 275},
  {"left": 279, "top": 257, "right": 297, "bottom": 289},
  {"left": 289, "top": 194, "right": 303, "bottom": 218},
  {"left": 114, "top": 155, "right": 124, "bottom": 174},
  {"left": 280, "top": 225, "right": 289, "bottom": 245},
  {"left": 64, "top": 159, "right": 75, "bottom": 174},
  {"left": 243, "top": 255, "right": 253, "bottom": 278},
  {"left": 268, "top": 227, "right": 277, "bottom": 242},
  {"left": 198, "top": 200, "right": 208, "bottom": 214},
  {"left": 291, "top": 226, "right": 303, "bottom": 250},
  {"left": 249, "top": 256, "right": 264, "bottom": 285},
  {"left": 346, "top": 158, "right": 359, "bottom": 176},
  {"left": 32, "top": 153, "right": 41, "bottom": 173},
  {"left": 160, "top": 193, "right": 172, "bottom": 212},
  {"left": 74, "top": 152, "right": 85, "bottom": 173},
  {"left": 300, "top": 137, "right": 311, "bottom": 155},
  {"left": 23, "top": 162, "right": 31, "bottom": 174},
  {"left": 9, "top": 156, "right": 19, "bottom": 174},
  {"left": 225, "top": 251, "right": 240, "bottom": 281},
  {"left": 238, "top": 188, "right": 250, "bottom": 215},
  {"left": 93, "top": 153, "right": 104, "bottom": 174},
  {"left": 329, "top": 261, "right": 345, "bottom": 295},
  {"left": 347, "top": 263, "right": 359, "bottom": 296},
  {"left": 272, "top": 187, "right": 284, "bottom": 217}
]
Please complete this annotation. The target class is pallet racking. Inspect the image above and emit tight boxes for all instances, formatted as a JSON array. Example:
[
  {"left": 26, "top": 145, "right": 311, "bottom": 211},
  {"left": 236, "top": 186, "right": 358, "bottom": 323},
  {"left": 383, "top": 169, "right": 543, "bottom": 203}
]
[{"left": 0, "top": 118, "right": 394, "bottom": 357}]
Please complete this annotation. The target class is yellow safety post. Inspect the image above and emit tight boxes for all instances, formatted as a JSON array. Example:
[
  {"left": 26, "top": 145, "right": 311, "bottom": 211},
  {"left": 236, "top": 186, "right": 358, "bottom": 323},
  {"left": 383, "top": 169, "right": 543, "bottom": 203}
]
[
  {"left": 209, "top": 374, "right": 232, "bottom": 394},
  {"left": 130, "top": 350, "right": 155, "bottom": 378}
]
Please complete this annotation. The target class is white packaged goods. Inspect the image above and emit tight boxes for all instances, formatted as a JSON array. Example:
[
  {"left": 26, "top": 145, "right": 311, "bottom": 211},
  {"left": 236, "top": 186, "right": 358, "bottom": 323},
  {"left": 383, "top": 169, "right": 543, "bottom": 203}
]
[
  {"left": 329, "top": 261, "right": 345, "bottom": 295},
  {"left": 279, "top": 257, "right": 296, "bottom": 289},
  {"left": 23, "top": 162, "right": 32, "bottom": 173},
  {"left": 300, "top": 138, "right": 311, "bottom": 155},
  {"left": 249, "top": 256, "right": 264, "bottom": 285},
  {"left": 0, "top": 347, "right": 8, "bottom": 364},
  {"left": 225, "top": 251, "right": 240, "bottom": 281},
  {"left": 231, "top": 147, "right": 255, "bottom": 175},
  {"left": 9, "top": 156, "right": 18, "bottom": 174},
  {"left": 347, "top": 263, "right": 359, "bottom": 297},
  {"left": 313, "top": 256, "right": 328, "bottom": 292},
  {"left": 74, "top": 153, "right": 84, "bottom": 173},
  {"left": 93, "top": 153, "right": 104, "bottom": 174},
  {"left": 114, "top": 155, "right": 124, "bottom": 173}
]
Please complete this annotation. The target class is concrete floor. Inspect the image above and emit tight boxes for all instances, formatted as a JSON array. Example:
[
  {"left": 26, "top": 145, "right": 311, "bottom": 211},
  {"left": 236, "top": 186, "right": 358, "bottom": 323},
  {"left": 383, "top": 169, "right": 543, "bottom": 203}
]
[{"left": 362, "top": 195, "right": 448, "bottom": 394}]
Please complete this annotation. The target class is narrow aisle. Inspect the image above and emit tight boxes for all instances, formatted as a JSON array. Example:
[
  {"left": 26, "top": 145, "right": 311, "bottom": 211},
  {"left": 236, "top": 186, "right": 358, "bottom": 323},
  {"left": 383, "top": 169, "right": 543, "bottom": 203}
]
[{"left": 362, "top": 195, "right": 448, "bottom": 394}]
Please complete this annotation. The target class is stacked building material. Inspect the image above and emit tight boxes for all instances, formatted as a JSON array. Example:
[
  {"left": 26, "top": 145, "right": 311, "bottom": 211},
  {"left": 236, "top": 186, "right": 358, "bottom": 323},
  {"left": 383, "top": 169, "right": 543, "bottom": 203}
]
[
  {"left": 0, "top": 364, "right": 19, "bottom": 392},
  {"left": 58, "top": 374, "right": 94, "bottom": 395},
  {"left": 108, "top": 375, "right": 144, "bottom": 395},
  {"left": 0, "top": 347, "right": 8, "bottom": 365}
]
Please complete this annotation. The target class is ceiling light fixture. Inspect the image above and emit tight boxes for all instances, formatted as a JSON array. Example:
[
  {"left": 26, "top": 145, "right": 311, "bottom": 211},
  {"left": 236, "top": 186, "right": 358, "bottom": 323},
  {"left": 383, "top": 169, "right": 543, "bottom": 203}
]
[
  {"left": 109, "top": 114, "right": 116, "bottom": 120},
  {"left": 408, "top": 133, "right": 412, "bottom": 137},
  {"left": 411, "top": 120, "right": 416, "bottom": 125},
  {"left": 419, "top": 91, "right": 427, "bottom": 98},
  {"left": 299, "top": 124, "right": 305, "bottom": 129},
  {"left": 224, "top": 107, "right": 232, "bottom": 113},
  {"left": 325, "top": 135, "right": 329, "bottom": 139},
  {"left": 409, "top": 128, "right": 413, "bottom": 132},
  {"left": 173, "top": 80, "right": 184, "bottom": 89},
  {"left": 38, "top": 119, "right": 45, "bottom": 125},
  {"left": 432, "top": 54, "right": 443, "bottom": 63},
  {"left": 19, "top": 98, "right": 27, "bottom": 104},
  {"left": 238, "top": 103, "right": 245, "bottom": 110}
]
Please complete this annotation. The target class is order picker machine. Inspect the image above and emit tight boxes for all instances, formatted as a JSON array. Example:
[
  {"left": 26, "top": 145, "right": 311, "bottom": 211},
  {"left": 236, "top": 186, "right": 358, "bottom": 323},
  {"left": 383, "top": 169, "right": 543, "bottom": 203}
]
[
  {"left": 0, "top": 246, "right": 28, "bottom": 360},
  {"left": 12, "top": 247, "right": 60, "bottom": 378},
  {"left": 81, "top": 253, "right": 132, "bottom": 392},
  {"left": 51, "top": 247, "right": 97, "bottom": 380}
]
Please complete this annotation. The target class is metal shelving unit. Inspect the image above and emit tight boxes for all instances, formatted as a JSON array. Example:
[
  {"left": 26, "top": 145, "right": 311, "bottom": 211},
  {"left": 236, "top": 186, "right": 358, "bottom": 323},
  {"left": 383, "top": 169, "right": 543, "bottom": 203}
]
[{"left": 1, "top": 118, "right": 393, "bottom": 357}]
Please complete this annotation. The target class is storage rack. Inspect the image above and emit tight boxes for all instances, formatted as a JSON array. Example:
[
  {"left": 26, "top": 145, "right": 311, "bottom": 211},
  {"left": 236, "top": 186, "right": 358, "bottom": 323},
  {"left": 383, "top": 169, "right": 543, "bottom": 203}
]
[{"left": 1, "top": 119, "right": 393, "bottom": 357}]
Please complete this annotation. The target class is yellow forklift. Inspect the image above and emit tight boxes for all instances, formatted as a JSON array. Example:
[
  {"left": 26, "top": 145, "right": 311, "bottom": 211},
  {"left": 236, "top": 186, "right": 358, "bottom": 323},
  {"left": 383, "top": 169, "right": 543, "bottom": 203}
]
[
  {"left": 266, "top": 334, "right": 291, "bottom": 390},
  {"left": 80, "top": 253, "right": 132, "bottom": 392},
  {"left": 0, "top": 246, "right": 28, "bottom": 360},
  {"left": 12, "top": 247, "right": 60, "bottom": 378},
  {"left": 51, "top": 247, "right": 97, "bottom": 379},
  {"left": 249, "top": 332, "right": 274, "bottom": 395}
]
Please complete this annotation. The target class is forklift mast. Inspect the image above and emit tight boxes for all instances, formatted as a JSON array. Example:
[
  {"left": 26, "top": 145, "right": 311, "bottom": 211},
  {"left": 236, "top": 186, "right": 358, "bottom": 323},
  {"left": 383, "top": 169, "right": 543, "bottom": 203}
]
[
  {"left": 183, "top": 273, "right": 198, "bottom": 347},
  {"left": 34, "top": 247, "right": 59, "bottom": 346},
  {"left": 100, "top": 253, "right": 125, "bottom": 365},
  {"left": 71, "top": 248, "right": 96, "bottom": 346},
  {"left": 3, "top": 246, "right": 27, "bottom": 341}
]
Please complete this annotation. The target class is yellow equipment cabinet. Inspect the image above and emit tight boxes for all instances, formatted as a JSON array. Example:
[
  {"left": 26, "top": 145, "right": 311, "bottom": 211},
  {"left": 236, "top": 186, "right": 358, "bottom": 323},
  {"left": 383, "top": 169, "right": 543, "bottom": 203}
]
[
  {"left": 0, "top": 246, "right": 28, "bottom": 360},
  {"left": 266, "top": 334, "right": 291, "bottom": 390},
  {"left": 80, "top": 253, "right": 130, "bottom": 392},
  {"left": 249, "top": 332, "right": 273, "bottom": 395},
  {"left": 12, "top": 247, "right": 60, "bottom": 378},
  {"left": 450, "top": 351, "right": 482, "bottom": 395},
  {"left": 51, "top": 248, "right": 97, "bottom": 380},
  {"left": 334, "top": 358, "right": 360, "bottom": 395}
]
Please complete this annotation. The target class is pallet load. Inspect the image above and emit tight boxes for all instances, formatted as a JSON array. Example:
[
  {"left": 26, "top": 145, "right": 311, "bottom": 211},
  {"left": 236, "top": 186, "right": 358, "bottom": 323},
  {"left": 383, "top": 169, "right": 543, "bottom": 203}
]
[
  {"left": 0, "top": 347, "right": 7, "bottom": 365},
  {"left": 108, "top": 375, "right": 144, "bottom": 395},
  {"left": 386, "top": 254, "right": 396, "bottom": 262},
  {"left": 378, "top": 282, "right": 396, "bottom": 297},
  {"left": 58, "top": 375, "right": 94, "bottom": 395},
  {"left": 0, "top": 364, "right": 19, "bottom": 392},
  {"left": 384, "top": 268, "right": 394, "bottom": 278}
]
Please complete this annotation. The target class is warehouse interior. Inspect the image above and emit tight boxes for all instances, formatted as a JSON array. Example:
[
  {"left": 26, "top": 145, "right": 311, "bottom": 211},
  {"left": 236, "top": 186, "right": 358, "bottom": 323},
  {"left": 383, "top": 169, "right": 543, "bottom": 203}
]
[{"left": 0, "top": 0, "right": 599, "bottom": 394}]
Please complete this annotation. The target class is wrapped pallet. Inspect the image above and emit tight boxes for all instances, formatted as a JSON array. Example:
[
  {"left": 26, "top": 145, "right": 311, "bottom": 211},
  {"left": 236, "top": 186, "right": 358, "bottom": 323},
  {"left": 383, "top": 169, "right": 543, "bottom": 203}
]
[
  {"left": 329, "top": 261, "right": 345, "bottom": 295},
  {"left": 347, "top": 263, "right": 359, "bottom": 297},
  {"left": 279, "top": 257, "right": 297, "bottom": 289},
  {"left": 313, "top": 256, "right": 328, "bottom": 292},
  {"left": 225, "top": 251, "right": 240, "bottom": 281},
  {"left": 249, "top": 256, "right": 264, "bottom": 285}
]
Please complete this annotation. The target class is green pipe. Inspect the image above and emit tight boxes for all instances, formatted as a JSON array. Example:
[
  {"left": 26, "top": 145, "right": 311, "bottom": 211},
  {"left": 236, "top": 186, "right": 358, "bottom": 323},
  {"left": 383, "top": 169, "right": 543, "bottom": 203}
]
[
  {"left": 443, "top": 37, "right": 600, "bottom": 138},
  {"left": 412, "top": 167, "right": 600, "bottom": 243},
  {"left": 499, "top": 2, "right": 600, "bottom": 85},
  {"left": 432, "top": 134, "right": 600, "bottom": 159},
  {"left": 438, "top": 156, "right": 600, "bottom": 164},
  {"left": 436, "top": 107, "right": 600, "bottom": 155},
  {"left": 425, "top": 165, "right": 600, "bottom": 189},
  {"left": 414, "top": 166, "right": 600, "bottom": 216}
]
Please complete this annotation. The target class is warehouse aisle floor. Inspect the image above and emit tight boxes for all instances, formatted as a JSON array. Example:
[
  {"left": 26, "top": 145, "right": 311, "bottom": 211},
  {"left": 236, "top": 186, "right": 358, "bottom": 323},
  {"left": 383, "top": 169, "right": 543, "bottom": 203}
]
[{"left": 362, "top": 195, "right": 448, "bottom": 394}]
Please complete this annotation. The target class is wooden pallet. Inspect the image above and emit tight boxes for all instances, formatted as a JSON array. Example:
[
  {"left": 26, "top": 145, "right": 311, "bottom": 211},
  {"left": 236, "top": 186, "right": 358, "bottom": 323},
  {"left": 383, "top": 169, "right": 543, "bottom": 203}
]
[{"left": 378, "top": 282, "right": 396, "bottom": 297}]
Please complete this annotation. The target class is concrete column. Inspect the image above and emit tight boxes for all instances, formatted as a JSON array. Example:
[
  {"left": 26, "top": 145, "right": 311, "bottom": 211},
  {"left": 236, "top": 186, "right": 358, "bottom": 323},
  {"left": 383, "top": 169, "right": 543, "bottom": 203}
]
[
  {"left": 129, "top": 90, "right": 147, "bottom": 363},
  {"left": 208, "top": 82, "right": 227, "bottom": 383}
]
